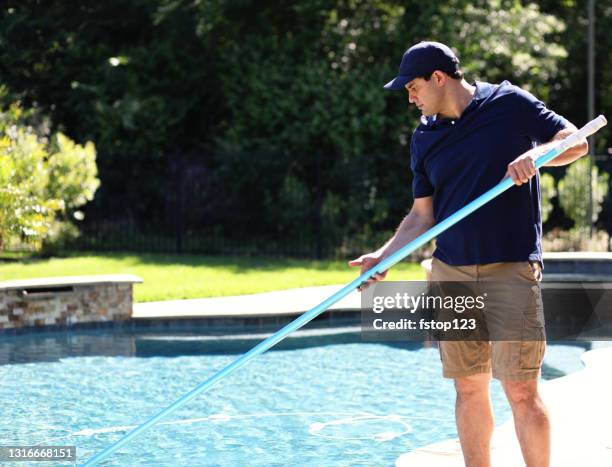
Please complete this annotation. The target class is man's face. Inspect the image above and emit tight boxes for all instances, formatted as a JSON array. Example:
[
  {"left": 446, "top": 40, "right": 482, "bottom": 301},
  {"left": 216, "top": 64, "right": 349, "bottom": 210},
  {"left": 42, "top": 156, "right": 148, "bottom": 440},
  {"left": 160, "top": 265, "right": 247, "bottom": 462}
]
[{"left": 404, "top": 76, "right": 443, "bottom": 117}]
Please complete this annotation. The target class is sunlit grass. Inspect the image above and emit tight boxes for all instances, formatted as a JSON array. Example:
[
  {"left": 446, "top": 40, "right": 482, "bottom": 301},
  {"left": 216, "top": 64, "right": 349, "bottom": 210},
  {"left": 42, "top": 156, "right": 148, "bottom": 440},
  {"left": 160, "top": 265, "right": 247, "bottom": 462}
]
[{"left": 0, "top": 252, "right": 425, "bottom": 302}]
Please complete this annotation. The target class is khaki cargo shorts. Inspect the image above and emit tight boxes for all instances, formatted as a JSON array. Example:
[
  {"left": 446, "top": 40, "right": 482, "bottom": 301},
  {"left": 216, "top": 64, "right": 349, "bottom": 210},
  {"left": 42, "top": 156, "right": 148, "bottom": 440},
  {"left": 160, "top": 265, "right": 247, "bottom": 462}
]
[{"left": 431, "top": 257, "right": 546, "bottom": 381}]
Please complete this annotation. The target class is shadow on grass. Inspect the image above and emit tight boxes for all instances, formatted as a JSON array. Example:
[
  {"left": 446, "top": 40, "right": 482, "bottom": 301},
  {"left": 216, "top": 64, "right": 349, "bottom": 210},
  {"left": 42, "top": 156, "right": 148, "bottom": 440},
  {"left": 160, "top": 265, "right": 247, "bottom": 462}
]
[
  {"left": 55, "top": 251, "right": 422, "bottom": 274},
  {"left": 0, "top": 252, "right": 46, "bottom": 264}
]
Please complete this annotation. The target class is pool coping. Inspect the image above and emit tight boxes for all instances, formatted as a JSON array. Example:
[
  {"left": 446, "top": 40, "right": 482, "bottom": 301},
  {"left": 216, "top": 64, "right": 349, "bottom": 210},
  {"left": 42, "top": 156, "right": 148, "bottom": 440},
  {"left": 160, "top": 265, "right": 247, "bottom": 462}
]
[
  {"left": 395, "top": 345, "right": 612, "bottom": 467},
  {"left": 0, "top": 274, "right": 143, "bottom": 290},
  {"left": 542, "top": 252, "right": 612, "bottom": 260}
]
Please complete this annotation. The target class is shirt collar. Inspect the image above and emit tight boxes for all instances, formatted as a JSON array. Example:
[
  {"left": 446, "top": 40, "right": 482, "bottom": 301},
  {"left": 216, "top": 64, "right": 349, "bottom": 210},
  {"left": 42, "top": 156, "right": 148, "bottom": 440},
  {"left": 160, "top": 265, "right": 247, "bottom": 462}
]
[
  {"left": 421, "top": 81, "right": 493, "bottom": 127},
  {"left": 472, "top": 80, "right": 496, "bottom": 101}
]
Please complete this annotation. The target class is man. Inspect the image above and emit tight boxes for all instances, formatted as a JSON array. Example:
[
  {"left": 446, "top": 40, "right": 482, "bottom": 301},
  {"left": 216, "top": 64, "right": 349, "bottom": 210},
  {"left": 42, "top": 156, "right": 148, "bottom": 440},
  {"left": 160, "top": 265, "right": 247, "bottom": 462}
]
[{"left": 349, "top": 41, "right": 588, "bottom": 467}]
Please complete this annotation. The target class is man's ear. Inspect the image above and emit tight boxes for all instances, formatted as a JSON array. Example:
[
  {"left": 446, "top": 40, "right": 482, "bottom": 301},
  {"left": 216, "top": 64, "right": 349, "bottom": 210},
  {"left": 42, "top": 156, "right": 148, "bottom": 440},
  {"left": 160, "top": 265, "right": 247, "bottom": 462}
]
[{"left": 432, "top": 71, "right": 447, "bottom": 87}]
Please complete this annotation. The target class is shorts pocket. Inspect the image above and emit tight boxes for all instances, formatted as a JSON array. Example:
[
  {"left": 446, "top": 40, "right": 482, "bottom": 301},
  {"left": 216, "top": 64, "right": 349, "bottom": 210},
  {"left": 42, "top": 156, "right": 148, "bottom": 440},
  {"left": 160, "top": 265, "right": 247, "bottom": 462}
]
[
  {"left": 519, "top": 294, "right": 546, "bottom": 370},
  {"left": 519, "top": 339, "right": 545, "bottom": 370},
  {"left": 519, "top": 262, "right": 538, "bottom": 282}
]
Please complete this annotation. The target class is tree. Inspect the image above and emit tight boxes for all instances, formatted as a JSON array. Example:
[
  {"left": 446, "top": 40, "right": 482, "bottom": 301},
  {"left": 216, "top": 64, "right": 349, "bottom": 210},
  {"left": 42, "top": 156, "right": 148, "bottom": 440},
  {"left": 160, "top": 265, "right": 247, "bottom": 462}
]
[{"left": 537, "top": 0, "right": 611, "bottom": 154}]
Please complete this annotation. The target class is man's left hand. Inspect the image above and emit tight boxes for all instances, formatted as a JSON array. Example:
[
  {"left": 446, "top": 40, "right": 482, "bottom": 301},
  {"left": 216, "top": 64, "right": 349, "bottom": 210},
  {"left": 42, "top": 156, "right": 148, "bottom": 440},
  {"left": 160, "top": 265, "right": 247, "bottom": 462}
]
[{"left": 506, "top": 153, "right": 537, "bottom": 186}]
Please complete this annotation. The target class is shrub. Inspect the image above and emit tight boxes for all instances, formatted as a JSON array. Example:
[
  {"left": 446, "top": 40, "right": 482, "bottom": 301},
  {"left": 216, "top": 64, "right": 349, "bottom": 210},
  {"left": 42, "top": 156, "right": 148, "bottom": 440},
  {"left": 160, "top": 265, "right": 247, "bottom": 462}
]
[
  {"left": 558, "top": 157, "right": 609, "bottom": 229},
  {"left": 0, "top": 101, "right": 99, "bottom": 252},
  {"left": 540, "top": 172, "right": 556, "bottom": 224}
]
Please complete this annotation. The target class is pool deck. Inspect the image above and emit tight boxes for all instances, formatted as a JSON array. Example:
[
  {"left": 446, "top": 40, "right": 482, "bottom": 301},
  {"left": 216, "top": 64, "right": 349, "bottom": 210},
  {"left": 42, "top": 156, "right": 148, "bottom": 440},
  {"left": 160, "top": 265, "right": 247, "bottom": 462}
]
[
  {"left": 134, "top": 285, "right": 612, "bottom": 466},
  {"left": 132, "top": 284, "right": 362, "bottom": 318}
]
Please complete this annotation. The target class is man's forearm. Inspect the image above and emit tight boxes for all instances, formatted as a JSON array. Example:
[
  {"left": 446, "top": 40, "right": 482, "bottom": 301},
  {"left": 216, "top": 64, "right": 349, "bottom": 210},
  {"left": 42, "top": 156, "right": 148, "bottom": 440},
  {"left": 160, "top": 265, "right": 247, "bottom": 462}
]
[
  {"left": 377, "top": 214, "right": 432, "bottom": 259},
  {"left": 507, "top": 126, "right": 589, "bottom": 184},
  {"left": 542, "top": 127, "right": 589, "bottom": 167}
]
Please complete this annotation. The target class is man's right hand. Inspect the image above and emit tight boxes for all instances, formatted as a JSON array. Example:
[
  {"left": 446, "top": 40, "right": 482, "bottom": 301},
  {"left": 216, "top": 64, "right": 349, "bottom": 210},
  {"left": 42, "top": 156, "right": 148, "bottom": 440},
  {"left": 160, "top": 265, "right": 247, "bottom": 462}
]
[
  {"left": 348, "top": 253, "right": 388, "bottom": 291},
  {"left": 347, "top": 197, "right": 433, "bottom": 292}
]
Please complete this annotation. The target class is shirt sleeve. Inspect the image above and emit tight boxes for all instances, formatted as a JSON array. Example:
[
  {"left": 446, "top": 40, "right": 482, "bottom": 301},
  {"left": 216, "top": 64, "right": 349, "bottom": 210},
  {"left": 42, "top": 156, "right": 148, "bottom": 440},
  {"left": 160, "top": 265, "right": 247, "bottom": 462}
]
[
  {"left": 514, "top": 87, "right": 569, "bottom": 144},
  {"left": 410, "top": 134, "right": 434, "bottom": 198}
]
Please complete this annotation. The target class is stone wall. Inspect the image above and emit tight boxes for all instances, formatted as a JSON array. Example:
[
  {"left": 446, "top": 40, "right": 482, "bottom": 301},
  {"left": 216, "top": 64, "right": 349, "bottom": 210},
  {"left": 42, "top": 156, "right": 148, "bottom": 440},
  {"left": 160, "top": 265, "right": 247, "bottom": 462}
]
[{"left": 0, "top": 275, "right": 142, "bottom": 330}]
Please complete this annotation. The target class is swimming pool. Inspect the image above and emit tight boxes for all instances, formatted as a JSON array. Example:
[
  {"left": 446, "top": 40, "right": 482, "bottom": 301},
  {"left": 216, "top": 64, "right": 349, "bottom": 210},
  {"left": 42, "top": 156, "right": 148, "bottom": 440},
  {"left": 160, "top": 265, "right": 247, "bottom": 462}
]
[{"left": 0, "top": 327, "right": 590, "bottom": 466}]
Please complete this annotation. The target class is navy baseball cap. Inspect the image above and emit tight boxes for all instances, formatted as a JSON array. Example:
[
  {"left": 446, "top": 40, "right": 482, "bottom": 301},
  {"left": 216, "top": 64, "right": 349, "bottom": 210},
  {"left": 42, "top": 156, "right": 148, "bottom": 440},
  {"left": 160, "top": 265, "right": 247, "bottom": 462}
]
[{"left": 383, "top": 41, "right": 460, "bottom": 90}]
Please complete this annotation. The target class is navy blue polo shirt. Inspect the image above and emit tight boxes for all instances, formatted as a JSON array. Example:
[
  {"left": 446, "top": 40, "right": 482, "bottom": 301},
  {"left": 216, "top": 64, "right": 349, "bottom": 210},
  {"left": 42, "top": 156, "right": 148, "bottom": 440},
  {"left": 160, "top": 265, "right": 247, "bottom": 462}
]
[{"left": 410, "top": 80, "right": 569, "bottom": 266}]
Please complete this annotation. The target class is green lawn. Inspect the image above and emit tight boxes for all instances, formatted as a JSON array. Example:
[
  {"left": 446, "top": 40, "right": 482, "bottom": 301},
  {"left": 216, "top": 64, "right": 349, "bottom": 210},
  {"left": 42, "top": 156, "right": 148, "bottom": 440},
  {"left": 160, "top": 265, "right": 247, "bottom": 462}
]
[{"left": 0, "top": 252, "right": 425, "bottom": 302}]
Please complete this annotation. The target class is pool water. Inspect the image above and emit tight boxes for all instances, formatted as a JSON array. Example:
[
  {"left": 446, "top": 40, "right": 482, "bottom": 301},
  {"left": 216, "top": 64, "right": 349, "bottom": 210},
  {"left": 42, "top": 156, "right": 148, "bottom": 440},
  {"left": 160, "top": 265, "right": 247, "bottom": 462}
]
[{"left": 0, "top": 328, "right": 591, "bottom": 466}]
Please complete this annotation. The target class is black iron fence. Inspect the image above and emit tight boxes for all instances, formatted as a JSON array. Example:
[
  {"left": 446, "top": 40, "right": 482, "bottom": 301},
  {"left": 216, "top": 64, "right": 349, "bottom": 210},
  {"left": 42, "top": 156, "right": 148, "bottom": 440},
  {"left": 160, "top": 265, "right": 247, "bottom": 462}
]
[
  {"left": 70, "top": 153, "right": 612, "bottom": 259},
  {"left": 72, "top": 149, "right": 414, "bottom": 258}
]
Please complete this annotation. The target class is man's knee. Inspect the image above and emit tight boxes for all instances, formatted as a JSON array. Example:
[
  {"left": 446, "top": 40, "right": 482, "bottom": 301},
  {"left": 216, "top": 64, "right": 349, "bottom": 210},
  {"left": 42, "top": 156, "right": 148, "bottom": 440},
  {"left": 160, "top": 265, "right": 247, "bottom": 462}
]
[
  {"left": 502, "top": 379, "right": 543, "bottom": 408},
  {"left": 454, "top": 373, "right": 491, "bottom": 400}
]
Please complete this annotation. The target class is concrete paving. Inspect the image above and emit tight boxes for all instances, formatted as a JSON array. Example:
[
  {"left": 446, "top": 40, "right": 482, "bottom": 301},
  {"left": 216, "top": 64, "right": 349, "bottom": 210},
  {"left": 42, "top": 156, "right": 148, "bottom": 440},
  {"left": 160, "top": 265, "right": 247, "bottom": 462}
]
[{"left": 133, "top": 284, "right": 362, "bottom": 318}]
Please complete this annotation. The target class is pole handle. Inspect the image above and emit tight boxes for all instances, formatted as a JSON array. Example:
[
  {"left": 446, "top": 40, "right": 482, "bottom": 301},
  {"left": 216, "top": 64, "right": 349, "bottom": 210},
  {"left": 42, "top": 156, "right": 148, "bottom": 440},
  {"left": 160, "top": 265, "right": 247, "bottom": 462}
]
[{"left": 550, "top": 115, "right": 607, "bottom": 155}]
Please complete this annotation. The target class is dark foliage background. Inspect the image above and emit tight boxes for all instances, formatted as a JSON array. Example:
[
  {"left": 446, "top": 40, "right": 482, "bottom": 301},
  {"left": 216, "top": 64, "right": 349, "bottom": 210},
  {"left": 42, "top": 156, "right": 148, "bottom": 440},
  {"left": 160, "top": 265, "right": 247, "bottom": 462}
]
[{"left": 0, "top": 0, "right": 609, "bottom": 256}]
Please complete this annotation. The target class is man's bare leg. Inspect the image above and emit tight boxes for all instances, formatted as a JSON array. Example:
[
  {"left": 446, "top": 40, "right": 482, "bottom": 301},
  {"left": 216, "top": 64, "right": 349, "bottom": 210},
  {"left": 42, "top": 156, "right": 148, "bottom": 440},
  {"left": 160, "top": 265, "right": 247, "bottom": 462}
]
[
  {"left": 454, "top": 373, "right": 494, "bottom": 467},
  {"left": 502, "top": 379, "right": 550, "bottom": 467}
]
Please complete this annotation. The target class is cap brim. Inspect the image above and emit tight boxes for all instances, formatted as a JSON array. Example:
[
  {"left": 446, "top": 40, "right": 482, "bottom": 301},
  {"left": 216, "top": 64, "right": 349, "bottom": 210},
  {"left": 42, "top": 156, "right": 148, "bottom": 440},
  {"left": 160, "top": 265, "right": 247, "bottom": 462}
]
[{"left": 383, "top": 74, "right": 414, "bottom": 91}]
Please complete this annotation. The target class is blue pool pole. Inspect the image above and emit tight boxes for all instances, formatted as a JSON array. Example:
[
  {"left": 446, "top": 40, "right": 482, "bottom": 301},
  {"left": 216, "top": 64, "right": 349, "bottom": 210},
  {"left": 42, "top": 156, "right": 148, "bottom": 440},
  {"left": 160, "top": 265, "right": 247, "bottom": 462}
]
[{"left": 81, "top": 115, "right": 606, "bottom": 466}]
